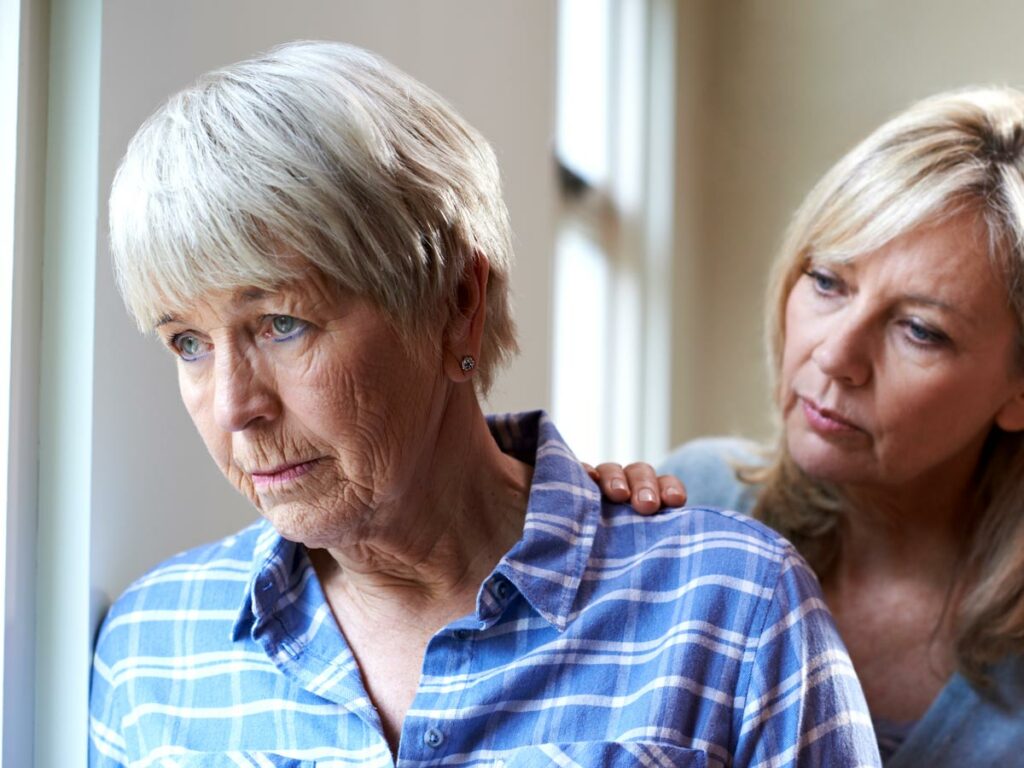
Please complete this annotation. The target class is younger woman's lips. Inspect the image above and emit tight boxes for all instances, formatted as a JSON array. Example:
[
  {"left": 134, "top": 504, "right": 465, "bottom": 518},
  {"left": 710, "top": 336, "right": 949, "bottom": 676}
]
[
  {"left": 800, "top": 398, "right": 863, "bottom": 435},
  {"left": 250, "top": 458, "right": 320, "bottom": 490}
]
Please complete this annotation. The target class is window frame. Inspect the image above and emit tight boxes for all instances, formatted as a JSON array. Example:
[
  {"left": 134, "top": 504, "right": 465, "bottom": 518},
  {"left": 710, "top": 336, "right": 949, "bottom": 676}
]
[
  {"left": 0, "top": 0, "right": 47, "bottom": 762},
  {"left": 2, "top": 0, "right": 103, "bottom": 763}
]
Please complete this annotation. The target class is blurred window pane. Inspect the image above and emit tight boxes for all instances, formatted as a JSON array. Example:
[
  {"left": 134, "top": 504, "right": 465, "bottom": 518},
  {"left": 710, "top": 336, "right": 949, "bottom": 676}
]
[{"left": 556, "top": 0, "right": 610, "bottom": 188}]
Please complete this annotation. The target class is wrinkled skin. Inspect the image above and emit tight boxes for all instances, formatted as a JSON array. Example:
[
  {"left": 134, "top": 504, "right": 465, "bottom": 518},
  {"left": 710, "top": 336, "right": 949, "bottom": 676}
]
[{"left": 159, "top": 271, "right": 466, "bottom": 552}]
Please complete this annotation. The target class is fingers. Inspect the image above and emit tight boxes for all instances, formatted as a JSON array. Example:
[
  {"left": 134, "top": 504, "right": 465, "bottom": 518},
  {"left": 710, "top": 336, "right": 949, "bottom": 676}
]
[
  {"left": 588, "top": 461, "right": 688, "bottom": 514},
  {"left": 658, "top": 474, "right": 687, "bottom": 508},
  {"left": 592, "top": 462, "right": 631, "bottom": 503},
  {"left": 624, "top": 463, "right": 661, "bottom": 515}
]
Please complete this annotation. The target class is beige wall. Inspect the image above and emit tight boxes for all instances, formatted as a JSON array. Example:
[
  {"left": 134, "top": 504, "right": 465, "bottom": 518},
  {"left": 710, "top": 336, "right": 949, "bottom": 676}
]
[{"left": 670, "top": 0, "right": 1024, "bottom": 446}]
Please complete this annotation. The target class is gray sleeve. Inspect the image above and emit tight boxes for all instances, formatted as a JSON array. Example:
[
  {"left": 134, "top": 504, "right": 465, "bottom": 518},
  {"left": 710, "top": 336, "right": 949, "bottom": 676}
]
[{"left": 657, "top": 436, "right": 762, "bottom": 516}]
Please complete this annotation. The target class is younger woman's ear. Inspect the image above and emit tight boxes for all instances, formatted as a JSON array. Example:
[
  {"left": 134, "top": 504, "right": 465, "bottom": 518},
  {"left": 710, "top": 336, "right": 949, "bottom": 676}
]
[
  {"left": 995, "top": 383, "right": 1024, "bottom": 432},
  {"left": 444, "top": 253, "right": 489, "bottom": 382}
]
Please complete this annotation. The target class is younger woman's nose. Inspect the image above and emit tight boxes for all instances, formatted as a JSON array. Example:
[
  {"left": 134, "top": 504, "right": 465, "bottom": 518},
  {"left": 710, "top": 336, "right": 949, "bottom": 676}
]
[{"left": 811, "top": 317, "right": 872, "bottom": 388}]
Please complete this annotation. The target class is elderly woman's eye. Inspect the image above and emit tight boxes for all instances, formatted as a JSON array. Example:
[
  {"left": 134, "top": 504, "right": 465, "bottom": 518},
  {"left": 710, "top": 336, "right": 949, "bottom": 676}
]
[
  {"left": 268, "top": 315, "right": 307, "bottom": 341},
  {"left": 172, "top": 333, "right": 209, "bottom": 361}
]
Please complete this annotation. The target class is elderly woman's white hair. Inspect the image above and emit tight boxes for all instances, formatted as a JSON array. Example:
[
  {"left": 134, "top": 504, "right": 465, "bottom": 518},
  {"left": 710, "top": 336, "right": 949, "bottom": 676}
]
[
  {"left": 109, "top": 40, "right": 517, "bottom": 392},
  {"left": 749, "top": 86, "right": 1024, "bottom": 685}
]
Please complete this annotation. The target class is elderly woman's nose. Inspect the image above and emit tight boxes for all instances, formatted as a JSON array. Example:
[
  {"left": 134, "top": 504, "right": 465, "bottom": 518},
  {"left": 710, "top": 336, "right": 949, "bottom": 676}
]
[
  {"left": 212, "top": 348, "right": 280, "bottom": 432},
  {"left": 810, "top": 318, "right": 872, "bottom": 387}
]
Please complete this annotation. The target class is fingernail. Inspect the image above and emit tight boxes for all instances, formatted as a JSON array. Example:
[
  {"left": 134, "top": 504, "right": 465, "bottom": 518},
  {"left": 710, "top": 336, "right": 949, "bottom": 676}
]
[
  {"left": 611, "top": 479, "right": 628, "bottom": 492},
  {"left": 638, "top": 488, "right": 656, "bottom": 504}
]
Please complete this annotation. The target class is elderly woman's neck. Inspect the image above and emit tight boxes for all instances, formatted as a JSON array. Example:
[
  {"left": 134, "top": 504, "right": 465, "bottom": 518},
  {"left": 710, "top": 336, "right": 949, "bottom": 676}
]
[{"left": 311, "top": 394, "right": 533, "bottom": 618}]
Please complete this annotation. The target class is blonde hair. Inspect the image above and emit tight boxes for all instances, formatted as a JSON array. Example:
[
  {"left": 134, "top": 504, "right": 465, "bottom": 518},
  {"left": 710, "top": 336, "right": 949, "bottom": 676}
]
[
  {"left": 109, "top": 41, "right": 517, "bottom": 392},
  {"left": 748, "top": 86, "right": 1024, "bottom": 685}
]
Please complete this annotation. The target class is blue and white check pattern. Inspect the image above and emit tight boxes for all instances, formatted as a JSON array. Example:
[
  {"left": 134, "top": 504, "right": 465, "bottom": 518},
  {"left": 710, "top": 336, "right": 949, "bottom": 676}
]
[{"left": 90, "top": 411, "right": 880, "bottom": 767}]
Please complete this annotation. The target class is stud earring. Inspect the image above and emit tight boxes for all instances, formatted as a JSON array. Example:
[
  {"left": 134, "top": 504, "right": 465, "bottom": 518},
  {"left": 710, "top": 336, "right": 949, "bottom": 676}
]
[{"left": 460, "top": 355, "right": 476, "bottom": 373}]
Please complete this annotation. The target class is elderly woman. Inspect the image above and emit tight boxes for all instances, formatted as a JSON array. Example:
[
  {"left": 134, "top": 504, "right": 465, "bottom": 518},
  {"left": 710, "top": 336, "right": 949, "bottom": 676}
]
[
  {"left": 599, "top": 87, "right": 1024, "bottom": 766},
  {"left": 88, "top": 42, "right": 879, "bottom": 767}
]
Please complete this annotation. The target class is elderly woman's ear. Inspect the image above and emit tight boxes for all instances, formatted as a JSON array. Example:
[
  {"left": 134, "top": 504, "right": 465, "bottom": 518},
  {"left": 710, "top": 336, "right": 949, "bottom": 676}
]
[{"left": 444, "top": 253, "right": 490, "bottom": 382}]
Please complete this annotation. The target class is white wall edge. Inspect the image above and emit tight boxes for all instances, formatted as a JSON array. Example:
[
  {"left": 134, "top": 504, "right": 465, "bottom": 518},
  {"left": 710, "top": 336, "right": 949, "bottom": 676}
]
[
  {"left": 0, "top": 0, "right": 21, "bottom": 753},
  {"left": 2, "top": 0, "right": 49, "bottom": 764},
  {"left": 35, "top": 0, "right": 102, "bottom": 764}
]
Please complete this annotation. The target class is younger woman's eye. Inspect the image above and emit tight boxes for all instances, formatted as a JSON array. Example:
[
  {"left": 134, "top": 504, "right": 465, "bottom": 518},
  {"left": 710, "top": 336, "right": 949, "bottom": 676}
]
[
  {"left": 266, "top": 315, "right": 308, "bottom": 342},
  {"left": 171, "top": 333, "right": 211, "bottom": 361},
  {"left": 803, "top": 267, "right": 843, "bottom": 295},
  {"left": 901, "top": 318, "right": 948, "bottom": 347}
]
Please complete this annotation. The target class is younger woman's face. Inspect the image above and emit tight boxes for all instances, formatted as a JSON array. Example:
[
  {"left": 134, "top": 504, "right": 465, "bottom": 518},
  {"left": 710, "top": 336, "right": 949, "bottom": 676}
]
[{"left": 780, "top": 213, "right": 1024, "bottom": 494}]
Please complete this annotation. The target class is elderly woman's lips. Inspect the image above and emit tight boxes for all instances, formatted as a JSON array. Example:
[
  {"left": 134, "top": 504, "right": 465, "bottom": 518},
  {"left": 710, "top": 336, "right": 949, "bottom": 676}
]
[
  {"left": 801, "top": 399, "right": 863, "bottom": 435},
  {"left": 250, "top": 459, "right": 321, "bottom": 490}
]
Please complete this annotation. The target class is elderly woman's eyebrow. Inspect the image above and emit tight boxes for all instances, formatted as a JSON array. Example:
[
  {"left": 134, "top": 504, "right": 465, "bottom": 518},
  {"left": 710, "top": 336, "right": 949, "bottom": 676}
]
[
  {"left": 152, "top": 289, "right": 278, "bottom": 330},
  {"left": 238, "top": 288, "right": 269, "bottom": 302}
]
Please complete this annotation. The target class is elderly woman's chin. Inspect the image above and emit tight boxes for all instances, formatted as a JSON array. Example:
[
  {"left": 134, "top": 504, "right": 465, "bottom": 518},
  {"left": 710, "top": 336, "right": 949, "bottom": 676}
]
[
  {"left": 258, "top": 500, "right": 346, "bottom": 549},
  {"left": 245, "top": 470, "right": 372, "bottom": 549},
  {"left": 212, "top": 433, "right": 376, "bottom": 548}
]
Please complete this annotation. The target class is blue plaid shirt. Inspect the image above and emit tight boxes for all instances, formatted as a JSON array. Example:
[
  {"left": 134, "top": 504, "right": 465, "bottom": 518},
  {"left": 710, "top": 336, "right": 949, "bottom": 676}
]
[{"left": 90, "top": 411, "right": 880, "bottom": 767}]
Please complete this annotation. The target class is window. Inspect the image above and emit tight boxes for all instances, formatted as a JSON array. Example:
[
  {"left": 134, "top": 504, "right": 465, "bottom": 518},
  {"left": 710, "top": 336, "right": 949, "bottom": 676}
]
[{"left": 552, "top": 0, "right": 675, "bottom": 462}]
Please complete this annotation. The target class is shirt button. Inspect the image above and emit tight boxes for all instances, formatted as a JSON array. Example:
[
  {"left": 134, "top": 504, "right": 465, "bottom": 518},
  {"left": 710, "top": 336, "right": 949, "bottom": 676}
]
[
  {"left": 454, "top": 629, "right": 471, "bottom": 640},
  {"left": 495, "top": 579, "right": 512, "bottom": 600},
  {"left": 423, "top": 727, "right": 445, "bottom": 749}
]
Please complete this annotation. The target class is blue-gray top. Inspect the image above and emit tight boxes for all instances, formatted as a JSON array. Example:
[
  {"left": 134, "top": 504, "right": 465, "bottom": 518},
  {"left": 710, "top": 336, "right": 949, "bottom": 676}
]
[{"left": 660, "top": 436, "right": 1024, "bottom": 767}]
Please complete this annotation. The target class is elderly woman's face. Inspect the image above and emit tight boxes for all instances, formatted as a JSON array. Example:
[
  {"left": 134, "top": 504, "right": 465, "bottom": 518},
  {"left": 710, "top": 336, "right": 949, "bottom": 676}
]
[
  {"left": 157, "top": 270, "right": 448, "bottom": 547},
  {"left": 781, "top": 212, "right": 1024, "bottom": 490}
]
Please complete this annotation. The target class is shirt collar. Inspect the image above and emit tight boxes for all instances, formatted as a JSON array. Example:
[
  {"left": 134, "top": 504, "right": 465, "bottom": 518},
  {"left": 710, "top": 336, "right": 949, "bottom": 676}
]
[
  {"left": 232, "top": 520, "right": 301, "bottom": 642},
  {"left": 483, "top": 410, "right": 602, "bottom": 632},
  {"left": 233, "top": 410, "right": 602, "bottom": 639}
]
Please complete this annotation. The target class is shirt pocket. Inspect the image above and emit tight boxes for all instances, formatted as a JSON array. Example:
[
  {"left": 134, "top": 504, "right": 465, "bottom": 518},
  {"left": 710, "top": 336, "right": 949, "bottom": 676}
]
[
  {"left": 499, "top": 741, "right": 708, "bottom": 767},
  {"left": 153, "top": 754, "right": 315, "bottom": 768}
]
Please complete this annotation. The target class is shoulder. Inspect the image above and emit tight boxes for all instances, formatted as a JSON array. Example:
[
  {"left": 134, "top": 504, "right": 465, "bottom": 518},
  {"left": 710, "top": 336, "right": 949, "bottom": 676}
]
[
  {"left": 104, "top": 518, "right": 266, "bottom": 610},
  {"left": 657, "top": 435, "right": 764, "bottom": 514},
  {"left": 94, "top": 520, "right": 268, "bottom": 660},
  {"left": 636, "top": 502, "right": 794, "bottom": 562},
  {"left": 972, "top": 655, "right": 1024, "bottom": 714},
  {"left": 90, "top": 521, "right": 287, "bottom": 762},
  {"left": 595, "top": 499, "right": 803, "bottom": 605}
]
